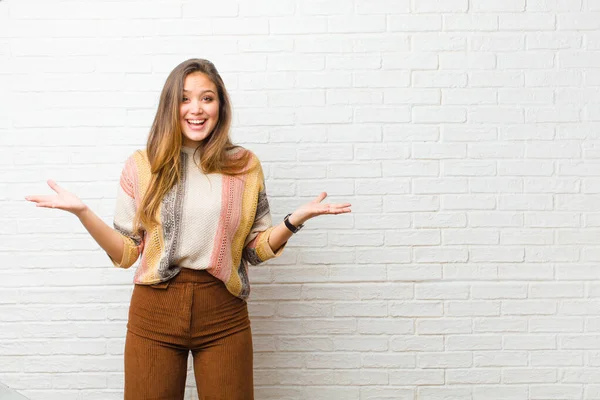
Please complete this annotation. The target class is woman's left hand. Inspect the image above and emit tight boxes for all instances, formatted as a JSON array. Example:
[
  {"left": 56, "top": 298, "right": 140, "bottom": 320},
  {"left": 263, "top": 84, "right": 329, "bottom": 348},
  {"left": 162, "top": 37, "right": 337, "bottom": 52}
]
[{"left": 288, "top": 192, "right": 351, "bottom": 226}]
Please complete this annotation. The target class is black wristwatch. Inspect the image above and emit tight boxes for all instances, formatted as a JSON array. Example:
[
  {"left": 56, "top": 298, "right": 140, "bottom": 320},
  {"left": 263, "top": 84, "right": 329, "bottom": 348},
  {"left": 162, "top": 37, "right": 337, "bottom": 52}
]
[{"left": 284, "top": 213, "right": 304, "bottom": 233}]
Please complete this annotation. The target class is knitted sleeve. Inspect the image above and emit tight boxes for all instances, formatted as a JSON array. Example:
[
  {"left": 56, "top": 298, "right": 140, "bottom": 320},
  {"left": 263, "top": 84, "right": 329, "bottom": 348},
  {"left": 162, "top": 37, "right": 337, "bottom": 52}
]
[
  {"left": 242, "top": 161, "right": 286, "bottom": 265},
  {"left": 109, "top": 154, "right": 144, "bottom": 269}
]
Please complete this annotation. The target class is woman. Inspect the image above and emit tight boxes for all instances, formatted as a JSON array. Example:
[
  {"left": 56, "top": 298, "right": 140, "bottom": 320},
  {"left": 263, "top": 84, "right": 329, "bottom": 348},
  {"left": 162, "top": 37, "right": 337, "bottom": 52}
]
[{"left": 26, "top": 58, "right": 352, "bottom": 399}]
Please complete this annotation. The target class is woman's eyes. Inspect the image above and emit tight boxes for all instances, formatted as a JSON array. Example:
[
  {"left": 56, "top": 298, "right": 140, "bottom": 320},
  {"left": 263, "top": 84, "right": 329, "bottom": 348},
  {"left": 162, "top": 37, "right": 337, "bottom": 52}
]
[{"left": 182, "top": 97, "right": 213, "bottom": 102}]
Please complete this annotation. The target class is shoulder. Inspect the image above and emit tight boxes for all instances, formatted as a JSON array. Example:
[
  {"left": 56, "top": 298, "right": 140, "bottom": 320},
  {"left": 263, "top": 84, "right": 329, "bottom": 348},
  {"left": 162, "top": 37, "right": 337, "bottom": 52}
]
[
  {"left": 128, "top": 149, "right": 150, "bottom": 166},
  {"left": 120, "top": 149, "right": 150, "bottom": 177},
  {"left": 225, "top": 145, "right": 261, "bottom": 171}
]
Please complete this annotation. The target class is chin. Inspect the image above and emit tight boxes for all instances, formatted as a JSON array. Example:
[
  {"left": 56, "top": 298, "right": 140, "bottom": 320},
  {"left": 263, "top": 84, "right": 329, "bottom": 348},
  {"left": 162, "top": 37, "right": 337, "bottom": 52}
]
[{"left": 183, "top": 129, "right": 214, "bottom": 145}]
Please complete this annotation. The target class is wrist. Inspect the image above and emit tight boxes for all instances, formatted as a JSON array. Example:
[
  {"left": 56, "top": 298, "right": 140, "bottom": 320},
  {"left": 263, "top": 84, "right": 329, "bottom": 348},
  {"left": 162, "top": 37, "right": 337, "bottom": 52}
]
[
  {"left": 74, "top": 205, "right": 90, "bottom": 219},
  {"left": 284, "top": 213, "right": 305, "bottom": 234},
  {"left": 288, "top": 213, "right": 306, "bottom": 227}
]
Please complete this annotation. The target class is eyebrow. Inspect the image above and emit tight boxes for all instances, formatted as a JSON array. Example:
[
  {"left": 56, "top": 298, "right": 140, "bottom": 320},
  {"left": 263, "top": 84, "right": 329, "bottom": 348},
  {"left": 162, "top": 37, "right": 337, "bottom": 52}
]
[{"left": 183, "top": 89, "right": 216, "bottom": 95}]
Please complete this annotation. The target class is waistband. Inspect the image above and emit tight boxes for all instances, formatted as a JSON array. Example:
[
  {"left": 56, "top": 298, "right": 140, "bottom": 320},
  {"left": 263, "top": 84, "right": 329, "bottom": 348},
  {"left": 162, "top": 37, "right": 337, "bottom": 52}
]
[{"left": 148, "top": 267, "right": 219, "bottom": 288}]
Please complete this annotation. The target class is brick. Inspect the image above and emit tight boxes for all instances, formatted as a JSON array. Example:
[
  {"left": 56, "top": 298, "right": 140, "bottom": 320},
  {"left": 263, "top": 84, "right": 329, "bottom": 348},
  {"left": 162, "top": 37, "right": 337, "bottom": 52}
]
[
  {"left": 389, "top": 369, "right": 444, "bottom": 385},
  {"left": 383, "top": 54, "right": 438, "bottom": 70},
  {"left": 413, "top": 34, "right": 467, "bottom": 52},
  {"left": 420, "top": 352, "right": 473, "bottom": 368},
  {"left": 500, "top": 14, "right": 556, "bottom": 30},
  {"left": 383, "top": 161, "right": 440, "bottom": 177},
  {"left": 442, "top": 195, "right": 497, "bottom": 210},
  {"left": 527, "top": 33, "right": 583, "bottom": 50},
  {"left": 474, "top": 351, "right": 528, "bottom": 367},
  {"left": 389, "top": 301, "right": 443, "bottom": 317},
  {"left": 417, "top": 319, "right": 472, "bottom": 335},
  {"left": 525, "top": 178, "right": 580, "bottom": 193},
  {"left": 469, "top": 71, "right": 524, "bottom": 87},
  {"left": 446, "top": 301, "right": 501, "bottom": 316},
  {"left": 388, "top": 265, "right": 443, "bottom": 281},
  {"left": 333, "top": 336, "right": 388, "bottom": 351},
  {"left": 414, "top": 0, "right": 468, "bottom": 12},
  {"left": 386, "top": 230, "right": 440, "bottom": 246},
  {"left": 412, "top": 106, "right": 467, "bottom": 123},
  {"left": 498, "top": 161, "right": 553, "bottom": 176},
  {"left": 414, "top": 212, "right": 467, "bottom": 228},
  {"left": 530, "top": 317, "right": 583, "bottom": 333},
  {"left": 413, "top": 178, "right": 468, "bottom": 194},
  {"left": 444, "top": 263, "right": 498, "bottom": 281},
  {"left": 559, "top": 13, "right": 600, "bottom": 30},
  {"left": 498, "top": 88, "right": 554, "bottom": 105},
  {"left": 305, "top": 353, "right": 361, "bottom": 369},
  {"left": 416, "top": 283, "right": 469, "bottom": 300},
  {"left": 444, "top": 15, "right": 499, "bottom": 31},
  {"left": 473, "top": 386, "right": 528, "bottom": 400},
  {"left": 418, "top": 387, "right": 472, "bottom": 399},
  {"left": 530, "top": 352, "right": 583, "bottom": 367},
  {"left": 358, "top": 318, "right": 414, "bottom": 335},
  {"left": 530, "top": 385, "right": 582, "bottom": 399},
  {"left": 327, "top": 89, "right": 383, "bottom": 105},
  {"left": 474, "top": 318, "right": 527, "bottom": 333},
  {"left": 442, "top": 126, "right": 497, "bottom": 141},
  {"left": 388, "top": 15, "right": 442, "bottom": 32},
  {"left": 361, "top": 353, "right": 415, "bottom": 368},
  {"left": 239, "top": 1, "right": 295, "bottom": 16},
  {"left": 443, "top": 229, "right": 499, "bottom": 244},
  {"left": 471, "top": 284, "right": 527, "bottom": 299},
  {"left": 328, "top": 16, "right": 386, "bottom": 33},
  {"left": 333, "top": 302, "right": 388, "bottom": 317},
  {"left": 443, "top": 88, "right": 496, "bottom": 105},
  {"left": 354, "top": 35, "right": 411, "bottom": 52},
  {"left": 498, "top": 265, "right": 554, "bottom": 280},
  {"left": 413, "top": 71, "right": 468, "bottom": 88},
  {"left": 269, "top": 17, "right": 328, "bottom": 34},
  {"left": 356, "top": 0, "right": 410, "bottom": 14},
  {"left": 447, "top": 369, "right": 501, "bottom": 384},
  {"left": 354, "top": 71, "right": 411, "bottom": 88},
  {"left": 447, "top": 335, "right": 502, "bottom": 351},
  {"left": 503, "top": 335, "right": 556, "bottom": 350},
  {"left": 385, "top": 89, "right": 440, "bottom": 106}
]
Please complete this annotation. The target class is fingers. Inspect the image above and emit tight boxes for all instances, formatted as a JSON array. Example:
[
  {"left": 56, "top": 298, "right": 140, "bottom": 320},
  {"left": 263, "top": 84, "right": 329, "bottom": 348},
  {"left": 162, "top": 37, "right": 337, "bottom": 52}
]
[
  {"left": 35, "top": 202, "right": 57, "bottom": 209},
  {"left": 25, "top": 180, "right": 63, "bottom": 207},
  {"left": 327, "top": 203, "right": 351, "bottom": 209},
  {"left": 312, "top": 192, "right": 327, "bottom": 203},
  {"left": 327, "top": 207, "right": 352, "bottom": 215},
  {"left": 316, "top": 203, "right": 352, "bottom": 215},
  {"left": 47, "top": 179, "right": 63, "bottom": 194},
  {"left": 25, "top": 195, "right": 55, "bottom": 203}
]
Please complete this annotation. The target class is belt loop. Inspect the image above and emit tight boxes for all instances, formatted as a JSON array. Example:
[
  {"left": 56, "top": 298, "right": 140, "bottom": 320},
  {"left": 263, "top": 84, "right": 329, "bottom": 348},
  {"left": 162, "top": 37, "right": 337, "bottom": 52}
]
[{"left": 150, "top": 280, "right": 170, "bottom": 290}]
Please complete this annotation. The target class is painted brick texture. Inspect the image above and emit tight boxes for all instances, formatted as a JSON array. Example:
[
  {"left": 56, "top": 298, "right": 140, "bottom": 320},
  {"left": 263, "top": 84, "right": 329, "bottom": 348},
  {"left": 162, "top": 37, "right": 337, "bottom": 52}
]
[{"left": 1, "top": 0, "right": 600, "bottom": 399}]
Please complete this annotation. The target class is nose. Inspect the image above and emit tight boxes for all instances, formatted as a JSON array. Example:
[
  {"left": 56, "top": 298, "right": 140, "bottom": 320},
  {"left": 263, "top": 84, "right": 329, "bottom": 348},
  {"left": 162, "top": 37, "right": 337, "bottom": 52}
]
[{"left": 191, "top": 99, "right": 204, "bottom": 114}]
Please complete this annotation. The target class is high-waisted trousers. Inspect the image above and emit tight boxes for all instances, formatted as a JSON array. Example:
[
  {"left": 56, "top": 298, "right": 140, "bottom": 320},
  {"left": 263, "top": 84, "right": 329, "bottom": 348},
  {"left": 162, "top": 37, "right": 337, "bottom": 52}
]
[{"left": 124, "top": 267, "right": 254, "bottom": 400}]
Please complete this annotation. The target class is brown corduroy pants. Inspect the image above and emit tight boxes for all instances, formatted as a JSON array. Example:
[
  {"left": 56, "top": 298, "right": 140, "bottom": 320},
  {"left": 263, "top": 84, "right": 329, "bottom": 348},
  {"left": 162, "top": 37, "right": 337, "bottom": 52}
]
[{"left": 124, "top": 268, "right": 253, "bottom": 400}]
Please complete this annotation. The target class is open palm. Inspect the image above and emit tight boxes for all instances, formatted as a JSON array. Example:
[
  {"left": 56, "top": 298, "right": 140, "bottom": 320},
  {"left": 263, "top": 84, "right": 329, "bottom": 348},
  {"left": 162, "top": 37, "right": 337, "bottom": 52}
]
[
  {"left": 293, "top": 192, "right": 352, "bottom": 224},
  {"left": 25, "top": 180, "right": 87, "bottom": 215}
]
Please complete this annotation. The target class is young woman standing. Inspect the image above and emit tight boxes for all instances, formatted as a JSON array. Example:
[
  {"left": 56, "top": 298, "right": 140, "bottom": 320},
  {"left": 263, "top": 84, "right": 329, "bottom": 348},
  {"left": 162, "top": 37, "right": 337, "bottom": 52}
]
[{"left": 26, "top": 59, "right": 352, "bottom": 399}]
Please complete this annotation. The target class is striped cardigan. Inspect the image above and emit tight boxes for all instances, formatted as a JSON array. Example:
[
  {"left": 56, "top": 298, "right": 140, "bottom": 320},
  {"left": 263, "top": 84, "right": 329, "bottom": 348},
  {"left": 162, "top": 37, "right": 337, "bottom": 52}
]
[{"left": 110, "top": 147, "right": 284, "bottom": 300}]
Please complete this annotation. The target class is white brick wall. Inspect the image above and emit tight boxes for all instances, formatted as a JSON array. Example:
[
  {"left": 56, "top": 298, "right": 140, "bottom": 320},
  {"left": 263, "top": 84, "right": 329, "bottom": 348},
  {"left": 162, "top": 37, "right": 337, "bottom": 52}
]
[{"left": 1, "top": 0, "right": 600, "bottom": 399}]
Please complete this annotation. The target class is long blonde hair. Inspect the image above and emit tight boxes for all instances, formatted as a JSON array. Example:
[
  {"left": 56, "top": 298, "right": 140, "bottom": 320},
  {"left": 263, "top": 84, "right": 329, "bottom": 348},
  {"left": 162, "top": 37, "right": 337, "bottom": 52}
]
[{"left": 135, "top": 58, "right": 253, "bottom": 230}]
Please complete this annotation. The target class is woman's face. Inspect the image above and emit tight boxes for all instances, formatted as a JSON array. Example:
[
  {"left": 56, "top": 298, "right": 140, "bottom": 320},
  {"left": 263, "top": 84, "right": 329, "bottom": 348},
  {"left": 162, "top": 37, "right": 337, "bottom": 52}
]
[{"left": 179, "top": 71, "right": 220, "bottom": 148}]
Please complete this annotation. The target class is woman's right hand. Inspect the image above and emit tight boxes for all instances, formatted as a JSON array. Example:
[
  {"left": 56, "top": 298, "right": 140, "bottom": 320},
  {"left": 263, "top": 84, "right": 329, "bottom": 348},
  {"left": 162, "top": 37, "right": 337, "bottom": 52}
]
[{"left": 25, "top": 180, "right": 88, "bottom": 217}]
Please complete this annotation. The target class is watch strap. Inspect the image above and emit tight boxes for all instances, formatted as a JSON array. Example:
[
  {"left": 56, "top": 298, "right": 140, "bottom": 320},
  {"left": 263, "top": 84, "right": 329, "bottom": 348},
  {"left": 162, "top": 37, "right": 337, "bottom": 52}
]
[{"left": 284, "top": 213, "right": 303, "bottom": 233}]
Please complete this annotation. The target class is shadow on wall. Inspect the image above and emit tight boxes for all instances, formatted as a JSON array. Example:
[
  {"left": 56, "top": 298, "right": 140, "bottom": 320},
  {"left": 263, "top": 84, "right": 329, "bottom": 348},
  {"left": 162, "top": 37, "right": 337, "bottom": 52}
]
[{"left": 0, "top": 383, "right": 29, "bottom": 400}]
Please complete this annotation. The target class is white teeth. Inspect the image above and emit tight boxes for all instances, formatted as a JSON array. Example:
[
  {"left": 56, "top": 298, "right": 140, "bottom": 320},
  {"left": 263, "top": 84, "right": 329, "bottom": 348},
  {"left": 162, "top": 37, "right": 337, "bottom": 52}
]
[{"left": 188, "top": 119, "right": 206, "bottom": 125}]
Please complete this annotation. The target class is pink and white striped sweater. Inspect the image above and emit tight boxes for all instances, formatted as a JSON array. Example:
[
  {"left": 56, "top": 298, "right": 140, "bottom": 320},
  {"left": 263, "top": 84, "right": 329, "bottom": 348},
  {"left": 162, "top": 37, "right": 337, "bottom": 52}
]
[{"left": 110, "top": 146, "right": 285, "bottom": 300}]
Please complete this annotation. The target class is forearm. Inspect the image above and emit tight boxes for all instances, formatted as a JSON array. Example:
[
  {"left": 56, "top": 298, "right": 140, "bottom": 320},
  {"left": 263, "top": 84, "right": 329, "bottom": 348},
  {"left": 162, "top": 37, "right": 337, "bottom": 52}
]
[
  {"left": 267, "top": 214, "right": 302, "bottom": 253},
  {"left": 76, "top": 206, "right": 125, "bottom": 264}
]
